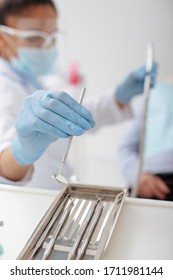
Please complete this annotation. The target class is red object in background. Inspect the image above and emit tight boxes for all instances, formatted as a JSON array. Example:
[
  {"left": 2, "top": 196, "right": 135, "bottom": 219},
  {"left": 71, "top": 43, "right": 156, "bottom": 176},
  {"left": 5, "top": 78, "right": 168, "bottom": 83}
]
[{"left": 68, "top": 63, "right": 82, "bottom": 85}]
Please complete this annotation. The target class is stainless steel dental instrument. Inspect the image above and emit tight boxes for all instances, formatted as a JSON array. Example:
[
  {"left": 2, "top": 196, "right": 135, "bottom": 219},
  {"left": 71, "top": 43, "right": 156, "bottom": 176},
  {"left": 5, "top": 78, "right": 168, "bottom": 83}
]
[
  {"left": 18, "top": 184, "right": 127, "bottom": 260},
  {"left": 76, "top": 202, "right": 103, "bottom": 260},
  {"left": 67, "top": 199, "right": 100, "bottom": 260},
  {"left": 29, "top": 194, "right": 69, "bottom": 259},
  {"left": 42, "top": 200, "right": 74, "bottom": 260},
  {"left": 52, "top": 87, "right": 86, "bottom": 185},
  {"left": 131, "top": 41, "right": 154, "bottom": 198}
]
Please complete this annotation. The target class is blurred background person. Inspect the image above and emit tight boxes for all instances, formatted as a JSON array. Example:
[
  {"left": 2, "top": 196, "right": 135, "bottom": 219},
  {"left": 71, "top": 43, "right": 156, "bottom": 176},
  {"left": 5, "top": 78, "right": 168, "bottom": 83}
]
[
  {"left": 118, "top": 81, "right": 173, "bottom": 201},
  {"left": 56, "top": 0, "right": 173, "bottom": 187}
]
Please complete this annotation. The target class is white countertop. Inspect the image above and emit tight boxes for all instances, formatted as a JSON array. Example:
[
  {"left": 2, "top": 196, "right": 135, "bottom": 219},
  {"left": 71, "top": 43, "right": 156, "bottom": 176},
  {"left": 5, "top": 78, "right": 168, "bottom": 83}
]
[{"left": 0, "top": 183, "right": 173, "bottom": 260}]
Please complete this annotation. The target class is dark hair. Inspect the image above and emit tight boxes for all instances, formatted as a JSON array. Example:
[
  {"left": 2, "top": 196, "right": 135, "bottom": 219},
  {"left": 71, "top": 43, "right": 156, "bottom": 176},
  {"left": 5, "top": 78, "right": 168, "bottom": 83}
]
[{"left": 0, "top": 0, "right": 57, "bottom": 25}]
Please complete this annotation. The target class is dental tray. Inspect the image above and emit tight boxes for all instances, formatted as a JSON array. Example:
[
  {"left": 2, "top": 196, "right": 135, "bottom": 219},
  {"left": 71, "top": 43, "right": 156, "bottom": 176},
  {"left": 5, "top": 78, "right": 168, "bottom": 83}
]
[{"left": 17, "top": 183, "right": 127, "bottom": 260}]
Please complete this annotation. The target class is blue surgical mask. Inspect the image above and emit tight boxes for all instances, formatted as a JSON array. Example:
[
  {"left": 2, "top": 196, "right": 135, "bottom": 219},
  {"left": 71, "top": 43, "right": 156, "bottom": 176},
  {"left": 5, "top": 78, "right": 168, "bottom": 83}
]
[
  {"left": 11, "top": 46, "right": 57, "bottom": 77},
  {"left": 145, "top": 82, "right": 173, "bottom": 158}
]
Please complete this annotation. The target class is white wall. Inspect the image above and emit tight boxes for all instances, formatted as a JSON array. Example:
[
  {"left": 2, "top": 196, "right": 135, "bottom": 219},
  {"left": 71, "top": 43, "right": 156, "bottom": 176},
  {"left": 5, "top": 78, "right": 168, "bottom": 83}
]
[{"left": 55, "top": 0, "right": 173, "bottom": 187}]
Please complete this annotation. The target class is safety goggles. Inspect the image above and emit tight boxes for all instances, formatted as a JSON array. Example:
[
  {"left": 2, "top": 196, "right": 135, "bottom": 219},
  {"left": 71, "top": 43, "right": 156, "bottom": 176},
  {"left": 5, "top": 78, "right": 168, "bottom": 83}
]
[{"left": 0, "top": 25, "right": 59, "bottom": 48}]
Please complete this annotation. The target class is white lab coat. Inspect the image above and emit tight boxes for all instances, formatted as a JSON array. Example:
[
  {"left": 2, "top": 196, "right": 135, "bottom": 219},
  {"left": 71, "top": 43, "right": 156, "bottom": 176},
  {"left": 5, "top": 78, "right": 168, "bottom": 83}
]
[{"left": 0, "top": 58, "right": 131, "bottom": 190}]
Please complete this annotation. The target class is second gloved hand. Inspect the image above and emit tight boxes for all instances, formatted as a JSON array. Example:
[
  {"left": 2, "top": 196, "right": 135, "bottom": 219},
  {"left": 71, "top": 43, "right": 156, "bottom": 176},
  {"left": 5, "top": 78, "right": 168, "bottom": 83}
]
[
  {"left": 115, "top": 63, "right": 157, "bottom": 104},
  {"left": 11, "top": 90, "right": 95, "bottom": 165}
]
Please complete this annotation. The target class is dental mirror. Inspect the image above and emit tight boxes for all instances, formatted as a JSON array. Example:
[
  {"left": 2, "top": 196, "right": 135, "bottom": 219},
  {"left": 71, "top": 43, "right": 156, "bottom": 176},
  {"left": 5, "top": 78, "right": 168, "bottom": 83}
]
[{"left": 52, "top": 88, "right": 86, "bottom": 185}]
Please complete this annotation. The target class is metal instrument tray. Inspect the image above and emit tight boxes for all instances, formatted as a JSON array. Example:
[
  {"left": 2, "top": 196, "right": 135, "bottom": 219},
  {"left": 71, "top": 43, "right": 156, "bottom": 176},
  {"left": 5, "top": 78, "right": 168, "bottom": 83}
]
[{"left": 17, "top": 183, "right": 127, "bottom": 260}]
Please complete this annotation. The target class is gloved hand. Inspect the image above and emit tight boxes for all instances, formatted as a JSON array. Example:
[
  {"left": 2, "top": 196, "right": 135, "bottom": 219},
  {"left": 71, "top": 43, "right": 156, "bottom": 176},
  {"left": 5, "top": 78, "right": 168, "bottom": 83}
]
[
  {"left": 11, "top": 90, "right": 95, "bottom": 165},
  {"left": 115, "top": 63, "right": 158, "bottom": 104}
]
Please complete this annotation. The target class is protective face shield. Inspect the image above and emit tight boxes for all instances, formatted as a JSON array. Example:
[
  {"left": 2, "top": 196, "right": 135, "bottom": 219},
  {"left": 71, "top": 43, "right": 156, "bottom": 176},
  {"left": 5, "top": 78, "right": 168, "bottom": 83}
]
[
  {"left": 0, "top": 18, "right": 59, "bottom": 76},
  {"left": 144, "top": 82, "right": 173, "bottom": 158}
]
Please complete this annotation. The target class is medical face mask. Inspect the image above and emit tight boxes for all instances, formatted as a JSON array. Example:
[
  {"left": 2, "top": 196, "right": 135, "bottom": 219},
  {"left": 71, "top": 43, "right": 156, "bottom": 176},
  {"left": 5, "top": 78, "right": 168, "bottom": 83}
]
[
  {"left": 144, "top": 82, "right": 173, "bottom": 159},
  {"left": 0, "top": 24, "right": 58, "bottom": 77},
  {"left": 11, "top": 46, "right": 57, "bottom": 77}
]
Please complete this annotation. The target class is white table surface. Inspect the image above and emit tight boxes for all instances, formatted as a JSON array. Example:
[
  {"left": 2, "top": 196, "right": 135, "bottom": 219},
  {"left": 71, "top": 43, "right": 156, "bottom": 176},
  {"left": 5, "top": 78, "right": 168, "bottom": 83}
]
[{"left": 0, "top": 184, "right": 173, "bottom": 260}]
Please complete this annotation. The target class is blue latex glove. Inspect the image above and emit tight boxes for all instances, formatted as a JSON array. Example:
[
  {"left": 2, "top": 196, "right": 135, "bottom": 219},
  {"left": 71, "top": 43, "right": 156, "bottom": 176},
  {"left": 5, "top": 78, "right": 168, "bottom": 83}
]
[
  {"left": 11, "top": 90, "right": 95, "bottom": 165},
  {"left": 115, "top": 63, "right": 157, "bottom": 104}
]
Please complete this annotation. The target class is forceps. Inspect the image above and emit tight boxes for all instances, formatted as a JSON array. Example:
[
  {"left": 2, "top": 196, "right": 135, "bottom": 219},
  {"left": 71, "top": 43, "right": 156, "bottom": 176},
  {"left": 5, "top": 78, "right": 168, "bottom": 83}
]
[
  {"left": 131, "top": 41, "right": 154, "bottom": 197},
  {"left": 52, "top": 87, "right": 86, "bottom": 185}
]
